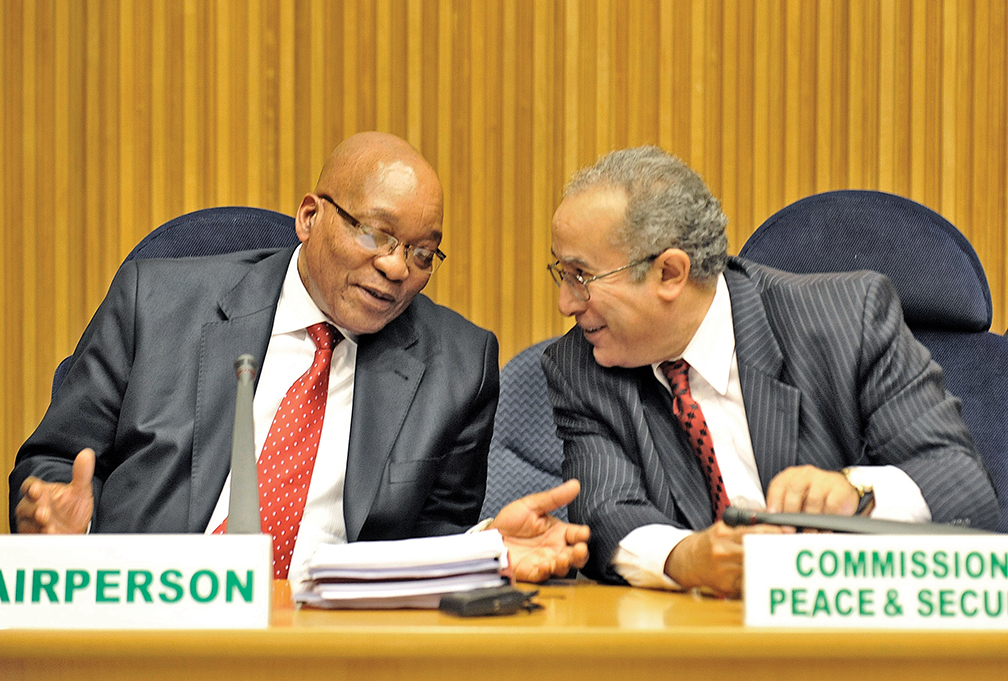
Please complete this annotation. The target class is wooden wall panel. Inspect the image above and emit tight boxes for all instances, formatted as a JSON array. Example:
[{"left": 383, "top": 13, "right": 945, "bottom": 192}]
[{"left": 3, "top": 0, "right": 1007, "bottom": 533}]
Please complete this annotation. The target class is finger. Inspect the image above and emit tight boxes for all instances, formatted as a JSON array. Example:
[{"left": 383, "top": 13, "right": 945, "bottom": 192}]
[
  {"left": 823, "top": 483, "right": 859, "bottom": 516},
  {"left": 778, "top": 481, "right": 810, "bottom": 514},
  {"left": 564, "top": 522, "right": 591, "bottom": 544},
  {"left": 520, "top": 479, "right": 581, "bottom": 515},
  {"left": 569, "top": 543, "right": 589, "bottom": 570},
  {"left": 71, "top": 448, "right": 96, "bottom": 491},
  {"left": 20, "top": 476, "right": 43, "bottom": 500},
  {"left": 764, "top": 477, "right": 787, "bottom": 514}
]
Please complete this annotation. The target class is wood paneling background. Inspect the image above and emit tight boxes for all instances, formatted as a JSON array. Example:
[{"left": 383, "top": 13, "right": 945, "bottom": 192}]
[{"left": 3, "top": 0, "right": 1006, "bottom": 533}]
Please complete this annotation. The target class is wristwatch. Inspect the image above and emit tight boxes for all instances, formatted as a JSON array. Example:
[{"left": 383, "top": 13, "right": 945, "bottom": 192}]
[{"left": 842, "top": 467, "right": 875, "bottom": 516}]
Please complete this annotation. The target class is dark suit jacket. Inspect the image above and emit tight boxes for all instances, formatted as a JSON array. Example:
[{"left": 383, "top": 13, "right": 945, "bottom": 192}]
[
  {"left": 10, "top": 248, "right": 499, "bottom": 541},
  {"left": 542, "top": 258, "right": 998, "bottom": 581}
]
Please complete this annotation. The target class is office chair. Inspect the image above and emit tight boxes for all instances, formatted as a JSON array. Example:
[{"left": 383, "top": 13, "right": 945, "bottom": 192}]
[
  {"left": 481, "top": 338, "right": 567, "bottom": 522},
  {"left": 51, "top": 206, "right": 298, "bottom": 397},
  {"left": 739, "top": 189, "right": 1008, "bottom": 531}
]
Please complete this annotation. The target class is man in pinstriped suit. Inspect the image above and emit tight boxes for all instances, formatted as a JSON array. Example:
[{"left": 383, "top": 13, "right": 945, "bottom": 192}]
[{"left": 542, "top": 146, "right": 998, "bottom": 598}]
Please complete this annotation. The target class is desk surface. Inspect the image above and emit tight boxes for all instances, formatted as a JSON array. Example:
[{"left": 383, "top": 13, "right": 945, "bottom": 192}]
[{"left": 3, "top": 580, "right": 1008, "bottom": 680}]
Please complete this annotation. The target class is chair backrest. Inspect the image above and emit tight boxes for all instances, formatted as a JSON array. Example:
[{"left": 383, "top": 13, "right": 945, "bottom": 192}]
[
  {"left": 52, "top": 206, "right": 298, "bottom": 397},
  {"left": 481, "top": 338, "right": 566, "bottom": 522},
  {"left": 740, "top": 190, "right": 991, "bottom": 331},
  {"left": 740, "top": 190, "right": 1008, "bottom": 531}
]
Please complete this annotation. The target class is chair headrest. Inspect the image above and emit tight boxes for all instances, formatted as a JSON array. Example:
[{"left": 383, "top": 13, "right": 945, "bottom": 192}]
[
  {"left": 125, "top": 206, "right": 299, "bottom": 261},
  {"left": 739, "top": 190, "right": 992, "bottom": 332}
]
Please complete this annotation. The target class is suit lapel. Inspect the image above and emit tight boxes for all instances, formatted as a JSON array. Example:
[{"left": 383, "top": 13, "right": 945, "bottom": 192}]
[
  {"left": 188, "top": 248, "right": 292, "bottom": 531},
  {"left": 725, "top": 263, "right": 801, "bottom": 491},
  {"left": 343, "top": 311, "right": 424, "bottom": 542},
  {"left": 638, "top": 369, "right": 716, "bottom": 530}
]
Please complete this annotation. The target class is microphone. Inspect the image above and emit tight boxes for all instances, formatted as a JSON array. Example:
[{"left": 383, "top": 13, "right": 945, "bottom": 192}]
[
  {"left": 722, "top": 505, "right": 990, "bottom": 535},
  {"left": 227, "top": 354, "right": 261, "bottom": 534}
]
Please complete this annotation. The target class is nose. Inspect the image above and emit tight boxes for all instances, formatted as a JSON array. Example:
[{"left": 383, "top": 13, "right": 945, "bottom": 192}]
[
  {"left": 373, "top": 245, "right": 411, "bottom": 281},
  {"left": 557, "top": 281, "right": 587, "bottom": 317}
]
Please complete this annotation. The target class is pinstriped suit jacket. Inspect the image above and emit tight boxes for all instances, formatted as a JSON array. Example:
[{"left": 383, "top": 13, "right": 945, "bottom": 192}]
[{"left": 542, "top": 258, "right": 999, "bottom": 582}]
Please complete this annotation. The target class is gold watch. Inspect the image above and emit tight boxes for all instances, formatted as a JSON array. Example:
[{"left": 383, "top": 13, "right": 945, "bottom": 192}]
[{"left": 842, "top": 467, "right": 875, "bottom": 515}]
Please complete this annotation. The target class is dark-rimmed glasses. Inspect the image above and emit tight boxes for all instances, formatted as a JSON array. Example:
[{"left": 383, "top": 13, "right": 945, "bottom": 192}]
[{"left": 318, "top": 194, "right": 446, "bottom": 274}]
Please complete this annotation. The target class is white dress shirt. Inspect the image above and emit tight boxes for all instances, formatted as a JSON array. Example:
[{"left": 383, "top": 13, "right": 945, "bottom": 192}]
[
  {"left": 206, "top": 246, "right": 357, "bottom": 588},
  {"left": 611, "top": 274, "right": 932, "bottom": 589}
]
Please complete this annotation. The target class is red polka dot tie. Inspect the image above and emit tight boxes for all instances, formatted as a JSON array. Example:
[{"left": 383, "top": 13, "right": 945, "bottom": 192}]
[
  {"left": 216, "top": 322, "right": 339, "bottom": 580},
  {"left": 660, "top": 359, "right": 730, "bottom": 521}
]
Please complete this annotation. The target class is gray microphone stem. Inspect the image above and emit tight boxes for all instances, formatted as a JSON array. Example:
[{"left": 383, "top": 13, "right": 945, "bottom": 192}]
[{"left": 227, "top": 354, "right": 261, "bottom": 534}]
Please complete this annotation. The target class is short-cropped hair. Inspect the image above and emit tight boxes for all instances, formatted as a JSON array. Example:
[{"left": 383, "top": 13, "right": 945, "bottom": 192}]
[{"left": 564, "top": 146, "right": 728, "bottom": 282}]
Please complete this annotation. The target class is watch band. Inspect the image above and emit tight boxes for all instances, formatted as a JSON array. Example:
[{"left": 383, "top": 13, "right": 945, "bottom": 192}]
[{"left": 842, "top": 467, "right": 876, "bottom": 516}]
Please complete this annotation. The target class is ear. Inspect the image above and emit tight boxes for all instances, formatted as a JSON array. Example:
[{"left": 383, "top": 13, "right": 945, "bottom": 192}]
[
  {"left": 294, "top": 194, "right": 322, "bottom": 244},
  {"left": 654, "top": 248, "right": 692, "bottom": 302}
]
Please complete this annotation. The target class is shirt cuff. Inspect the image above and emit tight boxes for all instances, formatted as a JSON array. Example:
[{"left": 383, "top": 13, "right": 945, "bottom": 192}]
[
  {"left": 846, "top": 464, "right": 932, "bottom": 523},
  {"left": 611, "top": 524, "right": 692, "bottom": 590},
  {"left": 467, "top": 517, "right": 495, "bottom": 533}
]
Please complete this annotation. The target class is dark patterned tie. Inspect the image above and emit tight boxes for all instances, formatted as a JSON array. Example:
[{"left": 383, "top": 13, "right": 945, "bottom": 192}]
[{"left": 660, "top": 359, "right": 730, "bottom": 520}]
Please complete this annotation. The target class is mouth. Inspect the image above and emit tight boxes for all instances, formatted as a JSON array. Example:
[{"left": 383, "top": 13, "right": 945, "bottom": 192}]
[
  {"left": 357, "top": 283, "right": 398, "bottom": 307},
  {"left": 579, "top": 322, "right": 606, "bottom": 338}
]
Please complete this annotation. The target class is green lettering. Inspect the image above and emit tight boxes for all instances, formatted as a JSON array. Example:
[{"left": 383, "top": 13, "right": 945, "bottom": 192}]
[
  {"left": 965, "top": 552, "right": 985, "bottom": 579},
  {"left": 939, "top": 589, "right": 955, "bottom": 617},
  {"left": 844, "top": 551, "right": 867, "bottom": 578},
  {"left": 858, "top": 589, "right": 874, "bottom": 616},
  {"left": 190, "top": 570, "right": 219, "bottom": 603},
  {"left": 796, "top": 550, "right": 814, "bottom": 577},
  {"left": 991, "top": 553, "right": 1008, "bottom": 579},
  {"left": 769, "top": 588, "right": 786, "bottom": 614},
  {"left": 819, "top": 551, "right": 838, "bottom": 577},
  {"left": 225, "top": 570, "right": 254, "bottom": 603},
  {"left": 16, "top": 569, "right": 25, "bottom": 603},
  {"left": 811, "top": 589, "right": 831, "bottom": 616},
  {"left": 835, "top": 588, "right": 853, "bottom": 616},
  {"left": 96, "top": 570, "right": 120, "bottom": 603},
  {"left": 0, "top": 570, "right": 8, "bottom": 603},
  {"left": 911, "top": 551, "right": 928, "bottom": 578},
  {"left": 31, "top": 570, "right": 60, "bottom": 603},
  {"left": 127, "top": 570, "right": 154, "bottom": 603},
  {"left": 871, "top": 551, "right": 894, "bottom": 578},
  {"left": 961, "top": 590, "right": 978, "bottom": 617},
  {"left": 65, "top": 570, "right": 90, "bottom": 603},
  {"left": 984, "top": 590, "right": 1004, "bottom": 617},
  {"left": 791, "top": 588, "right": 808, "bottom": 616},
  {"left": 933, "top": 552, "right": 948, "bottom": 578},
  {"left": 918, "top": 589, "right": 934, "bottom": 616},
  {"left": 159, "top": 570, "right": 184, "bottom": 603}
]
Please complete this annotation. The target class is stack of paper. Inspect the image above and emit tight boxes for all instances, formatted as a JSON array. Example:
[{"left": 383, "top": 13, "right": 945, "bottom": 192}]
[{"left": 294, "top": 530, "right": 510, "bottom": 609}]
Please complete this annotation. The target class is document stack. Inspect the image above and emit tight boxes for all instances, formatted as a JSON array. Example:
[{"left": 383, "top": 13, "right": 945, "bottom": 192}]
[{"left": 294, "top": 530, "right": 510, "bottom": 609}]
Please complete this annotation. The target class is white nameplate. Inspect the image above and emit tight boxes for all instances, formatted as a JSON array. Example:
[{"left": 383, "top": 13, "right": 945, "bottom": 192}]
[
  {"left": 0, "top": 534, "right": 272, "bottom": 629},
  {"left": 744, "top": 534, "right": 1008, "bottom": 629}
]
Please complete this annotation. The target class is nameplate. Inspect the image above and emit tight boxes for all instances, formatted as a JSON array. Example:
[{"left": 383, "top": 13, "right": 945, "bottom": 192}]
[
  {"left": 743, "top": 534, "right": 1008, "bottom": 629},
  {"left": 0, "top": 534, "right": 272, "bottom": 629}
]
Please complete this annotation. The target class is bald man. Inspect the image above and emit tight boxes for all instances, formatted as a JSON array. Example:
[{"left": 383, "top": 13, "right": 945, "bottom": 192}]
[{"left": 11, "top": 132, "right": 589, "bottom": 584}]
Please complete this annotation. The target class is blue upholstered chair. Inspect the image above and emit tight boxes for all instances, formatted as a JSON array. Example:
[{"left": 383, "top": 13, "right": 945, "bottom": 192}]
[
  {"left": 739, "top": 189, "right": 1008, "bottom": 531},
  {"left": 481, "top": 338, "right": 566, "bottom": 522},
  {"left": 52, "top": 206, "right": 298, "bottom": 397}
]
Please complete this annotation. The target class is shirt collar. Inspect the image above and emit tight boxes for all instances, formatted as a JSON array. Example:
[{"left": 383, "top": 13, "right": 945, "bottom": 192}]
[
  {"left": 652, "top": 273, "right": 735, "bottom": 395},
  {"left": 272, "top": 246, "right": 356, "bottom": 342}
]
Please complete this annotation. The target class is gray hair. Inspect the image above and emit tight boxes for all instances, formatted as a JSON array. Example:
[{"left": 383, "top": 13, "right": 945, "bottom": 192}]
[{"left": 563, "top": 146, "right": 728, "bottom": 282}]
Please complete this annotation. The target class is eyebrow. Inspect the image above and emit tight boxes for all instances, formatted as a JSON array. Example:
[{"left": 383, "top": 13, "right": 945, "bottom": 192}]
[
  {"left": 366, "top": 207, "right": 443, "bottom": 244},
  {"left": 551, "top": 249, "right": 591, "bottom": 268}
]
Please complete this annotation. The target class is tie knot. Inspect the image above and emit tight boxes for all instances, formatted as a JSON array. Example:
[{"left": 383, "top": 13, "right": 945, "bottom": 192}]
[
  {"left": 660, "top": 358, "right": 690, "bottom": 387},
  {"left": 307, "top": 322, "right": 338, "bottom": 351}
]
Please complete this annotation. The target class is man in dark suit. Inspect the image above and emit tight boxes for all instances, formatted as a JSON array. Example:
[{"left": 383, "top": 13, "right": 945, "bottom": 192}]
[
  {"left": 12, "top": 131, "right": 589, "bottom": 584},
  {"left": 542, "top": 146, "right": 997, "bottom": 597}
]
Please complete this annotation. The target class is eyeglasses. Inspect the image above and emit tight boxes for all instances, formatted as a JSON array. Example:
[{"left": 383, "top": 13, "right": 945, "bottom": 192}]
[
  {"left": 547, "top": 255, "right": 658, "bottom": 301},
  {"left": 317, "top": 194, "right": 446, "bottom": 274}
]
